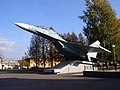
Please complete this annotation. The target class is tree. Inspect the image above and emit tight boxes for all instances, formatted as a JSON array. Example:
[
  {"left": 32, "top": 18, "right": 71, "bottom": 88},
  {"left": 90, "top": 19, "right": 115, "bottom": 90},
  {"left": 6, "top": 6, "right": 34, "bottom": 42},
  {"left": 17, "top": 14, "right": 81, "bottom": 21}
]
[
  {"left": 41, "top": 38, "right": 49, "bottom": 68},
  {"left": 0, "top": 52, "right": 4, "bottom": 59},
  {"left": 47, "top": 42, "right": 60, "bottom": 67},
  {"left": 71, "top": 32, "right": 78, "bottom": 43},
  {"left": 63, "top": 32, "right": 78, "bottom": 43},
  {"left": 114, "top": 19, "right": 120, "bottom": 61},
  {"left": 29, "top": 34, "right": 42, "bottom": 67},
  {"left": 18, "top": 60, "right": 29, "bottom": 67},
  {"left": 79, "top": 0, "right": 120, "bottom": 60},
  {"left": 66, "top": 32, "right": 71, "bottom": 42},
  {"left": 78, "top": 32, "right": 86, "bottom": 45}
]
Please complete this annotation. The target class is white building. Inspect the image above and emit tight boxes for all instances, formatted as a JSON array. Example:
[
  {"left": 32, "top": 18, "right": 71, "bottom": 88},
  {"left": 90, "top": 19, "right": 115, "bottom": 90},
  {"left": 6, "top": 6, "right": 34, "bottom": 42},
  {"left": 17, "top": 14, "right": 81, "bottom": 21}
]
[{"left": 0, "top": 60, "right": 19, "bottom": 69}]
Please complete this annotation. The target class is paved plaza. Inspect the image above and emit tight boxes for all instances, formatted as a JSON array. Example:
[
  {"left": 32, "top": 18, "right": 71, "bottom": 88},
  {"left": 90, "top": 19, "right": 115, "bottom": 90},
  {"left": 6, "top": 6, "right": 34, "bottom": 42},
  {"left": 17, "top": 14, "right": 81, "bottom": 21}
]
[{"left": 0, "top": 73, "right": 120, "bottom": 90}]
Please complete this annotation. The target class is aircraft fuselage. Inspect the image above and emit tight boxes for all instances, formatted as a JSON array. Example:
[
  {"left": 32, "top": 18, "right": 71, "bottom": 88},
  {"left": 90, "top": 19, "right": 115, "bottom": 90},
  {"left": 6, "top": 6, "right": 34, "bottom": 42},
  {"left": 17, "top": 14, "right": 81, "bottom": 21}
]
[{"left": 15, "top": 22, "right": 110, "bottom": 62}]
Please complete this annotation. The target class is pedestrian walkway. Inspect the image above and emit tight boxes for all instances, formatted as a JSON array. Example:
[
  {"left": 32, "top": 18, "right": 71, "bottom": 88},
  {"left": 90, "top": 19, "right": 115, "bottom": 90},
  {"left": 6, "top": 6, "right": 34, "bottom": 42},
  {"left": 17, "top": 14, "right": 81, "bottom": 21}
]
[{"left": 0, "top": 73, "right": 120, "bottom": 90}]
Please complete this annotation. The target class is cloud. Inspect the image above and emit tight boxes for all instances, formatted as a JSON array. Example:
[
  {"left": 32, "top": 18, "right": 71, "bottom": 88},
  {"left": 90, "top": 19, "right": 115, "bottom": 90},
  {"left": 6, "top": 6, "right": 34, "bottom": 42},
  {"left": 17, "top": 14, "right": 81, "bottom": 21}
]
[{"left": 0, "top": 34, "right": 15, "bottom": 53}]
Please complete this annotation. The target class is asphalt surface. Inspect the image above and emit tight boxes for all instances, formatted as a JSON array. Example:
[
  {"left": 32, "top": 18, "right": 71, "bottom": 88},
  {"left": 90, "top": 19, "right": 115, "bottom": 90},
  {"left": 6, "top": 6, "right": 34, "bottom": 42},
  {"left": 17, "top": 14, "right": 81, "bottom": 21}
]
[{"left": 0, "top": 73, "right": 120, "bottom": 90}]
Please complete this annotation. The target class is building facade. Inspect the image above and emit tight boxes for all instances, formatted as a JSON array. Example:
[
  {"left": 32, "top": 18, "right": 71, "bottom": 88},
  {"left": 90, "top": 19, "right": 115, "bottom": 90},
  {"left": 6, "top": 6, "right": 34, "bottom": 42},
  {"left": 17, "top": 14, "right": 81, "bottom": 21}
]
[{"left": 19, "top": 57, "right": 61, "bottom": 68}]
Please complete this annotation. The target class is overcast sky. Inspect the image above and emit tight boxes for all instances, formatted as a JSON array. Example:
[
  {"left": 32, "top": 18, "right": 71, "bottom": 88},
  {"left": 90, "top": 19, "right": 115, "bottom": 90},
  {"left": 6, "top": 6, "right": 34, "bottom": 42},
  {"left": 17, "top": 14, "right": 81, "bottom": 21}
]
[{"left": 0, "top": 0, "right": 120, "bottom": 60}]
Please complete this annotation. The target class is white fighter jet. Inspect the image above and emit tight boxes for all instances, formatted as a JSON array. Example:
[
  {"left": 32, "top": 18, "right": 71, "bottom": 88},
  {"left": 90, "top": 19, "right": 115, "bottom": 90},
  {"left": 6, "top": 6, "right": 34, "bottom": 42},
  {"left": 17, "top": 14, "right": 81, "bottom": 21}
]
[{"left": 15, "top": 22, "right": 111, "bottom": 62}]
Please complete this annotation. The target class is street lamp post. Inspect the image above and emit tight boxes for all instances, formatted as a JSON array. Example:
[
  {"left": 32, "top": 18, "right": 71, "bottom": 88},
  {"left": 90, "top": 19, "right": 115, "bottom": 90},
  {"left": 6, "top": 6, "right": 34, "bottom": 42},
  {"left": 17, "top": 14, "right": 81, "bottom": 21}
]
[
  {"left": 112, "top": 45, "right": 116, "bottom": 71},
  {"left": 112, "top": 45, "right": 115, "bottom": 60}
]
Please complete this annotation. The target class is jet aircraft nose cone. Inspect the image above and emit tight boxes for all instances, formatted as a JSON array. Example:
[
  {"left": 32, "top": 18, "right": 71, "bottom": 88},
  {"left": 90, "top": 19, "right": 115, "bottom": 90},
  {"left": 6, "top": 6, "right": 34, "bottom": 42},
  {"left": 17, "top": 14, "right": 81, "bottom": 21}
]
[{"left": 15, "top": 22, "right": 30, "bottom": 30}]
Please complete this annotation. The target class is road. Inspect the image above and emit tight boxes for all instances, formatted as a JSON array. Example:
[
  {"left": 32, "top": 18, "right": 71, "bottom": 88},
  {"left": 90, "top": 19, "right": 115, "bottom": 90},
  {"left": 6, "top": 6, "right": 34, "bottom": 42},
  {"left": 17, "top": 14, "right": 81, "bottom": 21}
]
[{"left": 0, "top": 73, "right": 119, "bottom": 90}]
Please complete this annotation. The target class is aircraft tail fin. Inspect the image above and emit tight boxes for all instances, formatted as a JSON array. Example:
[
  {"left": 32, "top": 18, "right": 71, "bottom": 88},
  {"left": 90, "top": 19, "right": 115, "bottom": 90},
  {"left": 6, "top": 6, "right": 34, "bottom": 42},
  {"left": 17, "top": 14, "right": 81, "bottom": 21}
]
[
  {"left": 87, "top": 40, "right": 111, "bottom": 61},
  {"left": 87, "top": 41, "right": 99, "bottom": 61},
  {"left": 89, "top": 40, "right": 100, "bottom": 48}
]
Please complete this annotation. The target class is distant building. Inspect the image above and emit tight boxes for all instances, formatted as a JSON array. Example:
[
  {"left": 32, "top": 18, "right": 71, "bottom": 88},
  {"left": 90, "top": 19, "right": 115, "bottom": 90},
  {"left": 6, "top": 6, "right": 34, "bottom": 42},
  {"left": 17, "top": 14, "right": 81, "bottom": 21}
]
[
  {"left": 1, "top": 60, "right": 19, "bottom": 69},
  {"left": 19, "top": 57, "right": 61, "bottom": 68}
]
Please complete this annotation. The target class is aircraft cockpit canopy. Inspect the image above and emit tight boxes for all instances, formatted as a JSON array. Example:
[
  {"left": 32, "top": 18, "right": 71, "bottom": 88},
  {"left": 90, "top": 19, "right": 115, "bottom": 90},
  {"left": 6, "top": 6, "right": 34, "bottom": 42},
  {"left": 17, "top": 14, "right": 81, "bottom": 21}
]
[
  {"left": 49, "top": 26, "right": 55, "bottom": 31},
  {"left": 36, "top": 25, "right": 48, "bottom": 30},
  {"left": 35, "top": 25, "right": 55, "bottom": 32}
]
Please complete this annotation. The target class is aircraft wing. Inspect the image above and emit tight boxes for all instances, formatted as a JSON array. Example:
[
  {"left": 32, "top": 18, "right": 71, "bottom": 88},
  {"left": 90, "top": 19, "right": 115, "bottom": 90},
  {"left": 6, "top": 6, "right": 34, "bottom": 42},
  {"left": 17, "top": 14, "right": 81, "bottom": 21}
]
[{"left": 69, "top": 43, "right": 111, "bottom": 54}]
